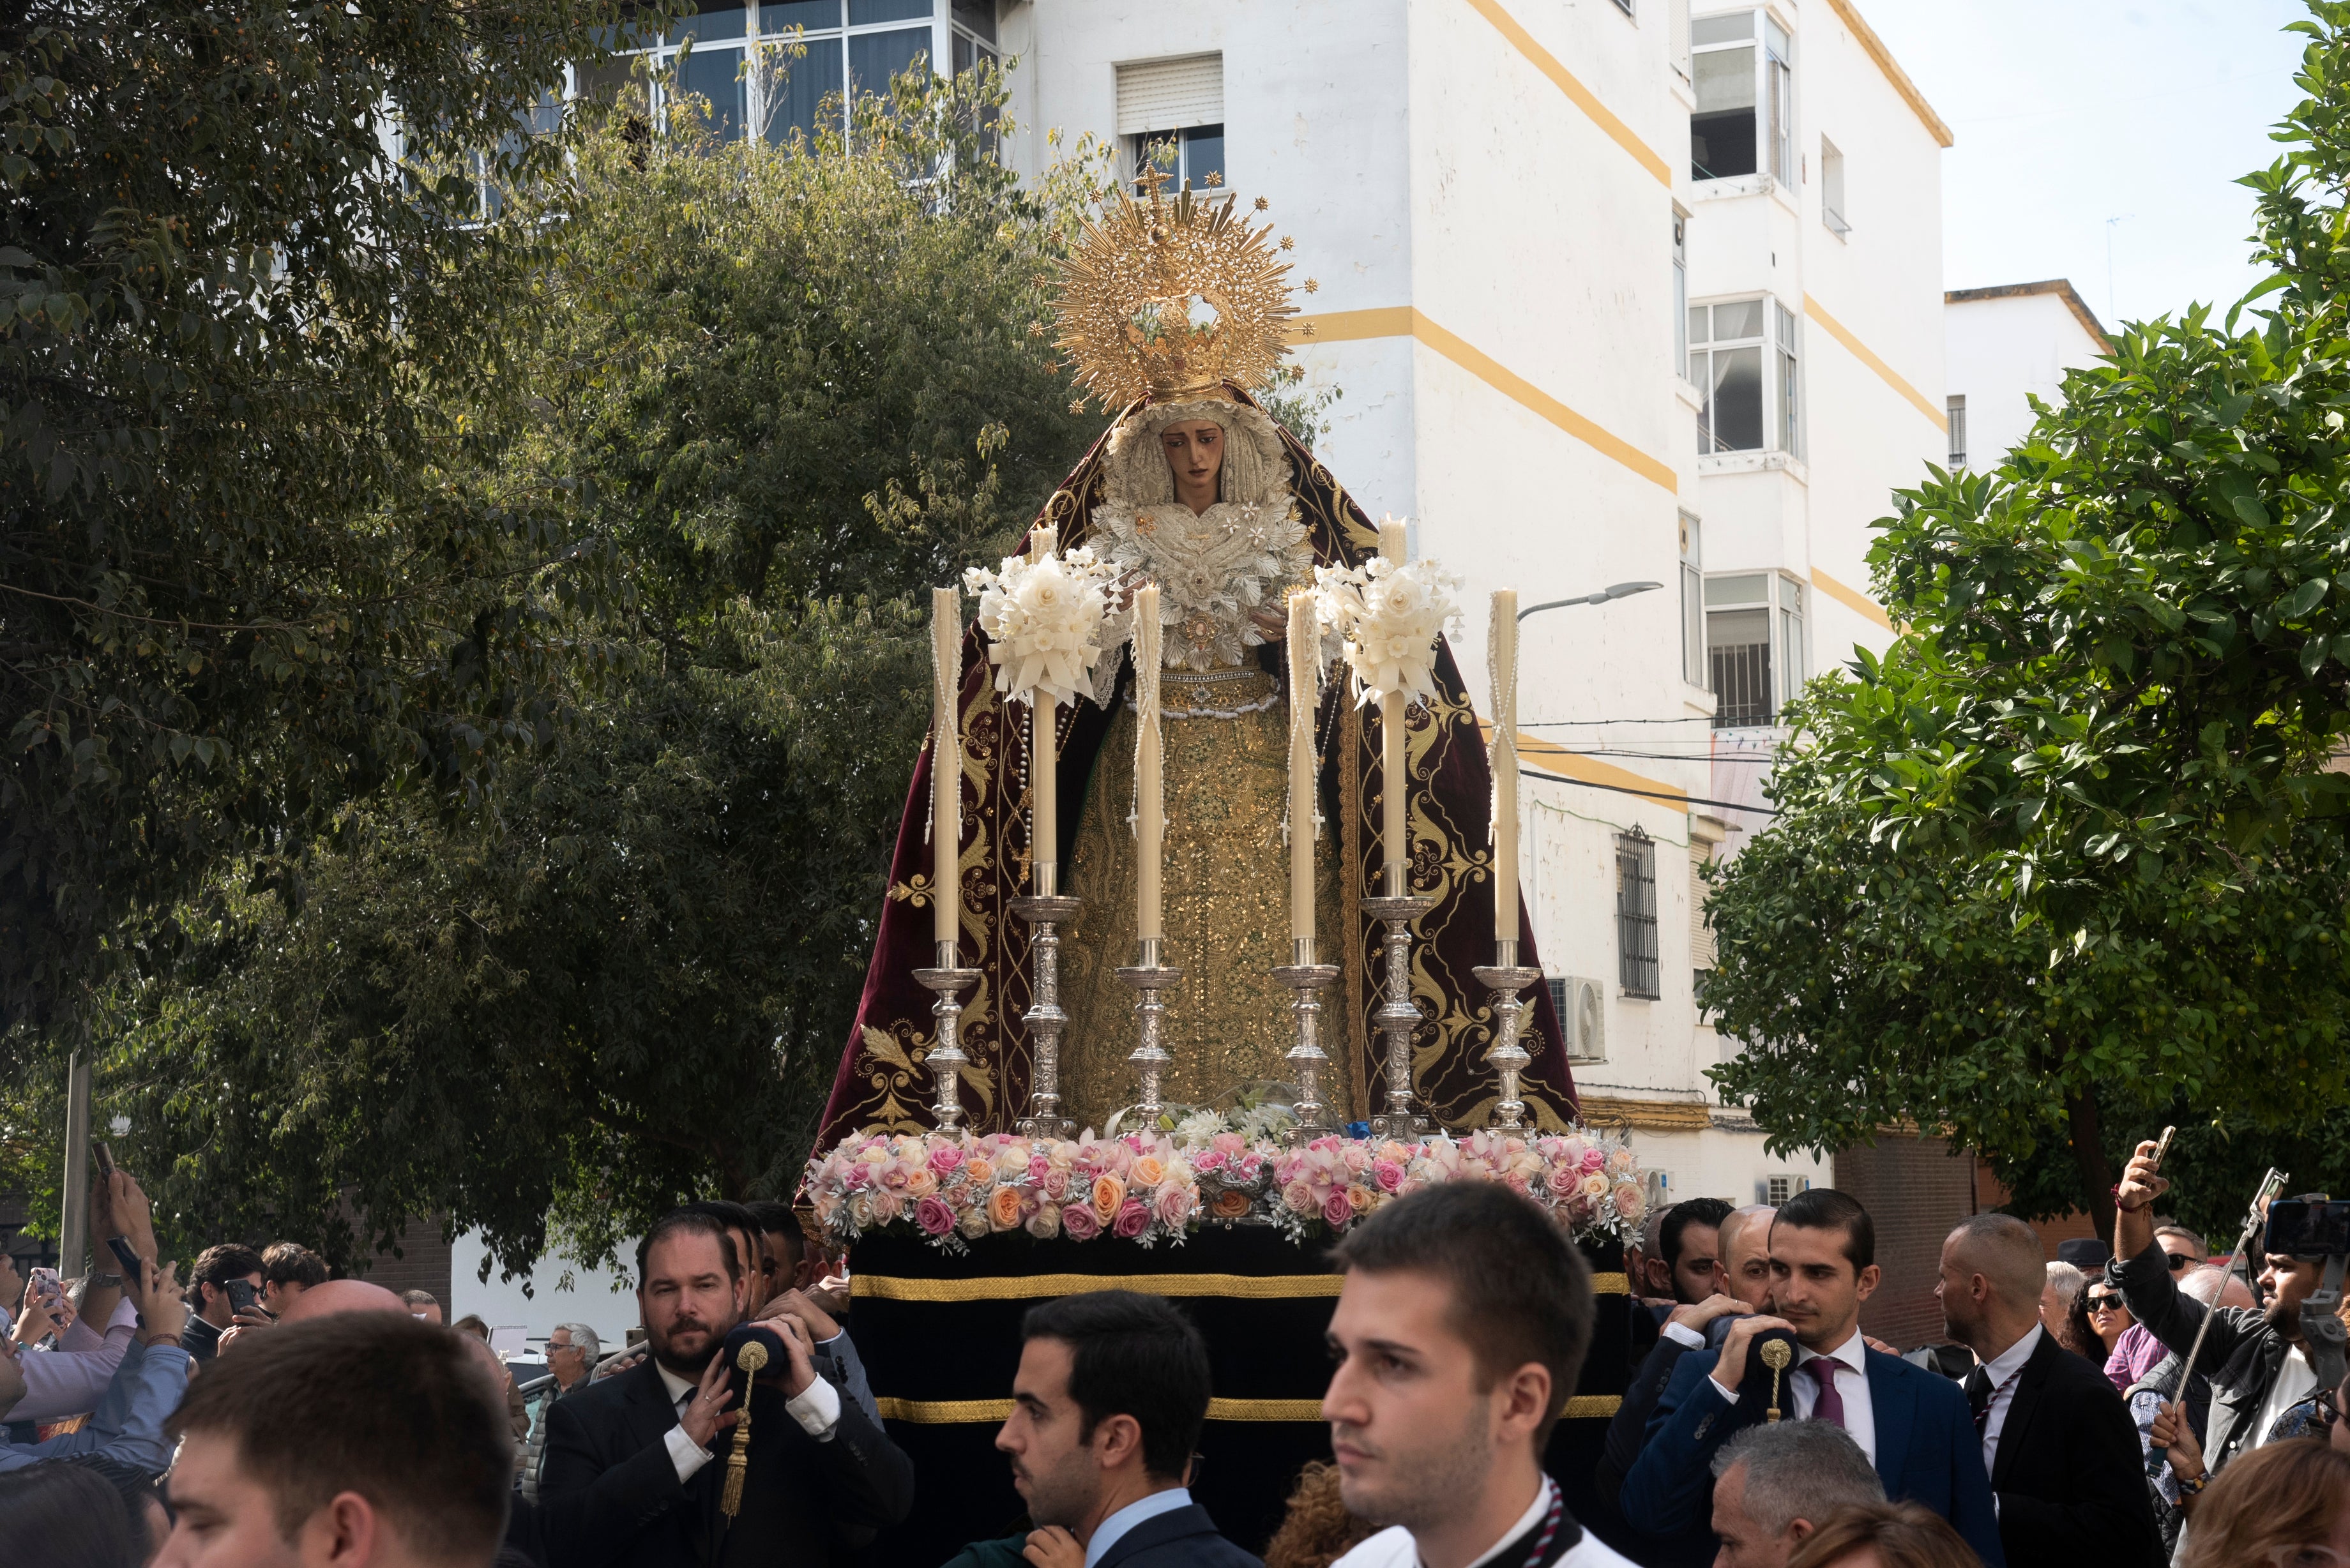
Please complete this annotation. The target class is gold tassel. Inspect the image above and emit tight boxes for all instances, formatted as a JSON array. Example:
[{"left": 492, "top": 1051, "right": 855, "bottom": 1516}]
[{"left": 720, "top": 1340, "right": 768, "bottom": 1518}]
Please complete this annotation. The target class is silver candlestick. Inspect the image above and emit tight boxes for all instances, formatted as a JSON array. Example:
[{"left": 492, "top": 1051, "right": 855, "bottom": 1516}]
[
  {"left": 1473, "top": 938, "right": 1544, "bottom": 1131},
  {"left": 1363, "top": 891, "right": 1437, "bottom": 1138},
  {"left": 913, "top": 939, "right": 982, "bottom": 1133},
  {"left": 1117, "top": 937, "right": 1184, "bottom": 1127},
  {"left": 1012, "top": 890, "right": 1081, "bottom": 1140},
  {"left": 1272, "top": 937, "right": 1340, "bottom": 1142}
]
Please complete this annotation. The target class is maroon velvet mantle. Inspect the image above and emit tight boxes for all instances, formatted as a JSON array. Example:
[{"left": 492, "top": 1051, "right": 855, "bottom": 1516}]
[{"left": 812, "top": 390, "right": 1576, "bottom": 1152}]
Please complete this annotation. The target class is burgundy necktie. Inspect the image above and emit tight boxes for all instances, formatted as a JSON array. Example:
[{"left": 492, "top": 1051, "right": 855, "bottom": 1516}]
[{"left": 1805, "top": 1355, "right": 1847, "bottom": 1429}]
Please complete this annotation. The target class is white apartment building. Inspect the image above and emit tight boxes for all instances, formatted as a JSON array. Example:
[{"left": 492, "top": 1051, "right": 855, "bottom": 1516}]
[
  {"left": 1944, "top": 278, "right": 2109, "bottom": 472},
  {"left": 992, "top": 0, "right": 1946, "bottom": 1210}
]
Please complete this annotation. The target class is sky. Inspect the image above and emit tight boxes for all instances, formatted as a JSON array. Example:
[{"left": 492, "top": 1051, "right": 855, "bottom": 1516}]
[{"left": 1860, "top": 0, "right": 2312, "bottom": 329}]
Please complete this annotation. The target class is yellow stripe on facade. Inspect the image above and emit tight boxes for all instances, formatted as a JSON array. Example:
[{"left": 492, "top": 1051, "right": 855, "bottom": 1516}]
[
  {"left": 1462, "top": 0, "right": 1675, "bottom": 186},
  {"left": 1294, "top": 308, "right": 1678, "bottom": 494},
  {"left": 1801, "top": 294, "right": 1946, "bottom": 432},
  {"left": 1490, "top": 726, "right": 1690, "bottom": 814},
  {"left": 852, "top": 1272, "right": 1344, "bottom": 1303},
  {"left": 873, "top": 1394, "right": 1625, "bottom": 1424},
  {"left": 1809, "top": 567, "right": 1893, "bottom": 630},
  {"left": 1822, "top": 0, "right": 1955, "bottom": 149}
]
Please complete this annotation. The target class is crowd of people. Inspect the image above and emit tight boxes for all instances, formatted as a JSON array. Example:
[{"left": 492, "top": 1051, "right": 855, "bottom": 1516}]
[{"left": 2, "top": 1143, "right": 2346, "bottom": 1568}]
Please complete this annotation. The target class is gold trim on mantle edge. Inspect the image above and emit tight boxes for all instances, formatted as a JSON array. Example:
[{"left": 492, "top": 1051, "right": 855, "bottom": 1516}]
[
  {"left": 1289, "top": 306, "right": 1677, "bottom": 494},
  {"left": 874, "top": 1394, "right": 1625, "bottom": 1424},
  {"left": 856, "top": 1269, "right": 1630, "bottom": 1302}
]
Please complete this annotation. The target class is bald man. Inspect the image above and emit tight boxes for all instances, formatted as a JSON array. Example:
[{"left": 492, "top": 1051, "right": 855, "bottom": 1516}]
[{"left": 1936, "top": 1214, "right": 2162, "bottom": 1568}]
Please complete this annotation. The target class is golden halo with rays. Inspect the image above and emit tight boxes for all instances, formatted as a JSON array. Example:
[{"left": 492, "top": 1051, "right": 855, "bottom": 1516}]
[{"left": 1051, "top": 166, "right": 1303, "bottom": 412}]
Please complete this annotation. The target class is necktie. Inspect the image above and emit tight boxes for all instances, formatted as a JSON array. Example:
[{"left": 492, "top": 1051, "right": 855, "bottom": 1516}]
[
  {"left": 1965, "top": 1365, "right": 1994, "bottom": 1435},
  {"left": 1805, "top": 1355, "right": 1847, "bottom": 1429}
]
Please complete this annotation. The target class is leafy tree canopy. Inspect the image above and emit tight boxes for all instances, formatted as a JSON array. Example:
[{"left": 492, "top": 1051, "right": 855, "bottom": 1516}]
[{"left": 1702, "top": 2, "right": 2350, "bottom": 1237}]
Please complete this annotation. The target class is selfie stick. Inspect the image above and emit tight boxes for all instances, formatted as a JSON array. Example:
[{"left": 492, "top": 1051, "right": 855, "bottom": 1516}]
[{"left": 2171, "top": 1166, "right": 2289, "bottom": 1399}]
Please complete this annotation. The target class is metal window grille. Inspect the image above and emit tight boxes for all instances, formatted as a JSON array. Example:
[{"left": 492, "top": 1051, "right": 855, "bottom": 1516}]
[
  {"left": 1947, "top": 395, "right": 1967, "bottom": 468},
  {"left": 1616, "top": 830, "right": 1660, "bottom": 999},
  {"left": 1709, "top": 640, "right": 1773, "bottom": 726}
]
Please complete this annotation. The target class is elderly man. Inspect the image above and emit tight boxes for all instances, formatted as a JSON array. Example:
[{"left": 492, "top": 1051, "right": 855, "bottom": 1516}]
[{"left": 1709, "top": 1421, "right": 1884, "bottom": 1568}]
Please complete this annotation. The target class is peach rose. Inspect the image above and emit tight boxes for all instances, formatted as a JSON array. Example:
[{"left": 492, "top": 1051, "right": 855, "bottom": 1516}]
[
  {"left": 988, "top": 1184, "right": 1024, "bottom": 1232},
  {"left": 1131, "top": 1155, "right": 1167, "bottom": 1187},
  {"left": 1093, "top": 1175, "right": 1127, "bottom": 1225},
  {"left": 1345, "top": 1183, "right": 1377, "bottom": 1216},
  {"left": 1211, "top": 1187, "right": 1254, "bottom": 1220},
  {"left": 903, "top": 1168, "right": 938, "bottom": 1200}
]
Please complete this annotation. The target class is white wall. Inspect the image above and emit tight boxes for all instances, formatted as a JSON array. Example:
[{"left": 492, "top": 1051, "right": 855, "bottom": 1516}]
[
  {"left": 449, "top": 1232, "right": 641, "bottom": 1353},
  {"left": 1946, "top": 287, "right": 2107, "bottom": 472}
]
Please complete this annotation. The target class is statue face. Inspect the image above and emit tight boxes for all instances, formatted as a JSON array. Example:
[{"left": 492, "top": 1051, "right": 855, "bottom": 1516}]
[{"left": 1161, "top": 418, "right": 1225, "bottom": 510}]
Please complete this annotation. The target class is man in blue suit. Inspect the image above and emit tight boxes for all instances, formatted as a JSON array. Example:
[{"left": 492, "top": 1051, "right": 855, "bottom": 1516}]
[{"left": 1619, "top": 1188, "right": 2005, "bottom": 1567}]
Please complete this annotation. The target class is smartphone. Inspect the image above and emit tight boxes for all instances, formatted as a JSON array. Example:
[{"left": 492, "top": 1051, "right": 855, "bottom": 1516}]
[
  {"left": 27, "top": 1267, "right": 61, "bottom": 1309},
  {"left": 105, "top": 1235, "right": 146, "bottom": 1291},
  {"left": 224, "top": 1277, "right": 266, "bottom": 1316},
  {"left": 95, "top": 1141, "right": 116, "bottom": 1179},
  {"left": 2266, "top": 1198, "right": 2350, "bottom": 1258}
]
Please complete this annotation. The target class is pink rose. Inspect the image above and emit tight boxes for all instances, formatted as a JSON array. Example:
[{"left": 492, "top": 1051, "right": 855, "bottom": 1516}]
[
  {"left": 869, "top": 1191, "right": 903, "bottom": 1225},
  {"left": 1155, "top": 1184, "right": 1196, "bottom": 1228},
  {"left": 1340, "top": 1143, "right": 1372, "bottom": 1175},
  {"left": 1505, "top": 1172, "right": 1531, "bottom": 1196},
  {"left": 914, "top": 1196, "right": 955, "bottom": 1236},
  {"left": 1029, "top": 1153, "right": 1052, "bottom": 1183},
  {"left": 1579, "top": 1147, "right": 1607, "bottom": 1173},
  {"left": 1194, "top": 1150, "right": 1227, "bottom": 1174},
  {"left": 1373, "top": 1159, "right": 1406, "bottom": 1193},
  {"left": 1322, "top": 1190, "right": 1353, "bottom": 1228},
  {"left": 1042, "top": 1168, "right": 1070, "bottom": 1201},
  {"left": 1282, "top": 1180, "right": 1317, "bottom": 1214},
  {"left": 1062, "top": 1202, "right": 1102, "bottom": 1240},
  {"left": 1395, "top": 1177, "right": 1423, "bottom": 1199},
  {"left": 1211, "top": 1131, "right": 1246, "bottom": 1156},
  {"left": 1114, "top": 1198, "right": 1151, "bottom": 1239},
  {"left": 928, "top": 1143, "right": 963, "bottom": 1177},
  {"left": 1235, "top": 1154, "right": 1264, "bottom": 1182}
]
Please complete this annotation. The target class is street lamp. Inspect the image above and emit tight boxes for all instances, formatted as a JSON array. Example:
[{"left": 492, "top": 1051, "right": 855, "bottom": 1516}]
[{"left": 1515, "top": 580, "right": 1662, "bottom": 622}]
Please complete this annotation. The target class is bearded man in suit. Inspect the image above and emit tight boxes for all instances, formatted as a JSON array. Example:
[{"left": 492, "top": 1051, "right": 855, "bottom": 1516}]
[{"left": 538, "top": 1208, "right": 913, "bottom": 1567}]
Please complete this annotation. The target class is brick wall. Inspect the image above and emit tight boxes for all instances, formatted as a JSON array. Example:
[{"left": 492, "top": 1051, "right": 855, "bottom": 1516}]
[
  {"left": 1833, "top": 1134, "right": 1978, "bottom": 1351},
  {"left": 356, "top": 1219, "right": 455, "bottom": 1317}
]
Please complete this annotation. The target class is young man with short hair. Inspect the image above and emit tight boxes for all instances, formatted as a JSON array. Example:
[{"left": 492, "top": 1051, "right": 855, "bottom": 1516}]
[
  {"left": 1323, "top": 1182, "right": 1634, "bottom": 1568},
  {"left": 260, "top": 1242, "right": 328, "bottom": 1317},
  {"left": 1656, "top": 1197, "right": 1732, "bottom": 1308},
  {"left": 154, "top": 1314, "right": 508, "bottom": 1568},
  {"left": 1619, "top": 1188, "right": 2003, "bottom": 1565},
  {"left": 1708, "top": 1421, "right": 1884, "bottom": 1568},
  {"left": 1935, "top": 1213, "right": 2161, "bottom": 1568},
  {"left": 181, "top": 1244, "right": 268, "bottom": 1364},
  {"left": 982, "top": 1288, "right": 1254, "bottom": 1567}
]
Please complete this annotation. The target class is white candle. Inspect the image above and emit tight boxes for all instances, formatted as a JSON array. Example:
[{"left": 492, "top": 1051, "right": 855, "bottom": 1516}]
[
  {"left": 1133, "top": 585, "right": 1165, "bottom": 940},
  {"left": 1287, "top": 587, "right": 1318, "bottom": 944},
  {"left": 1490, "top": 590, "right": 1520, "bottom": 947},
  {"left": 1379, "top": 520, "right": 1409, "bottom": 897},
  {"left": 932, "top": 586, "right": 961, "bottom": 949},
  {"left": 1033, "top": 695, "right": 1057, "bottom": 896}
]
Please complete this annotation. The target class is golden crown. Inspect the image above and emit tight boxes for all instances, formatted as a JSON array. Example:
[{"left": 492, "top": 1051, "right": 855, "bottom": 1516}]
[{"left": 1051, "top": 166, "right": 1317, "bottom": 412}]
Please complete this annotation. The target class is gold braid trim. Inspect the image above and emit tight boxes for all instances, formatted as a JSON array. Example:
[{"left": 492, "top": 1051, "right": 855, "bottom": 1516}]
[
  {"left": 850, "top": 1269, "right": 1631, "bottom": 1302},
  {"left": 871, "top": 1394, "right": 1624, "bottom": 1424}
]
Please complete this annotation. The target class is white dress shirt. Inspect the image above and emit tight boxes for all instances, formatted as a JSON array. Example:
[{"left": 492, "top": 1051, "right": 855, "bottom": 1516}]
[
  {"left": 1331, "top": 1476, "right": 1639, "bottom": 1568},
  {"left": 655, "top": 1350, "right": 842, "bottom": 1484},
  {"left": 1085, "top": 1486, "right": 1192, "bottom": 1567},
  {"left": 1975, "top": 1322, "right": 2042, "bottom": 1477},
  {"left": 1709, "top": 1326, "right": 1877, "bottom": 1464}
]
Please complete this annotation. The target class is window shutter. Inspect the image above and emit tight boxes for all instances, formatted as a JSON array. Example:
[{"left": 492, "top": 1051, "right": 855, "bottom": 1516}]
[
  {"left": 1116, "top": 54, "right": 1224, "bottom": 135},
  {"left": 1690, "top": 845, "right": 1717, "bottom": 970}
]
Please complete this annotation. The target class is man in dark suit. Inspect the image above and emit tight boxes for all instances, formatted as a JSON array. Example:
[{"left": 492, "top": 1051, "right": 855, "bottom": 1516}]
[
  {"left": 978, "top": 1289, "right": 1257, "bottom": 1568},
  {"left": 1936, "top": 1213, "right": 2164, "bottom": 1568},
  {"left": 1619, "top": 1188, "right": 2005, "bottom": 1567},
  {"left": 538, "top": 1207, "right": 914, "bottom": 1567}
]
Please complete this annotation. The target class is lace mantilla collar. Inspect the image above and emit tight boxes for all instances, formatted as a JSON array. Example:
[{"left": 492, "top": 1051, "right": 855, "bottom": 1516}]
[{"left": 1092, "top": 496, "right": 1311, "bottom": 673}]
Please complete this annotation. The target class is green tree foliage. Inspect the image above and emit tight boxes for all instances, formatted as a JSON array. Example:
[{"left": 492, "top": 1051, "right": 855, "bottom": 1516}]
[
  {"left": 1701, "top": 3, "right": 2350, "bottom": 1237},
  {"left": 1, "top": 3, "right": 642, "bottom": 1046},
  {"left": 75, "top": 70, "right": 1112, "bottom": 1276}
]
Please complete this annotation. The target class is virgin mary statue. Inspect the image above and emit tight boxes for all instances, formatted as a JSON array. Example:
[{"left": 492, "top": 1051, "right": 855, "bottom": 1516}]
[{"left": 813, "top": 177, "right": 1576, "bottom": 1147}]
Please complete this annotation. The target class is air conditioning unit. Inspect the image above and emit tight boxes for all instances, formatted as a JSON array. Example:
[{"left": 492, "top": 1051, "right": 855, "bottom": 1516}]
[
  {"left": 1548, "top": 976, "right": 1607, "bottom": 1062},
  {"left": 1761, "top": 1173, "right": 1812, "bottom": 1206}
]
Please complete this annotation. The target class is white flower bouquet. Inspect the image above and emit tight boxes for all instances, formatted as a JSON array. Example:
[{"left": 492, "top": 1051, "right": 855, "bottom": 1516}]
[
  {"left": 962, "top": 545, "right": 1119, "bottom": 707},
  {"left": 1312, "top": 548, "right": 1462, "bottom": 709}
]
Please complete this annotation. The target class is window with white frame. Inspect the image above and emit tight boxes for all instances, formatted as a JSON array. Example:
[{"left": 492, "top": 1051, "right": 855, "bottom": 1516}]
[
  {"left": 1947, "top": 395, "right": 1968, "bottom": 468},
  {"left": 1118, "top": 54, "right": 1225, "bottom": 193},
  {"left": 1704, "top": 571, "right": 1807, "bottom": 727},
  {"left": 1671, "top": 0, "right": 1692, "bottom": 81},
  {"left": 1690, "top": 10, "right": 1792, "bottom": 185},
  {"left": 588, "top": 1, "right": 999, "bottom": 148},
  {"left": 1680, "top": 512, "right": 1707, "bottom": 689},
  {"left": 1820, "top": 135, "right": 1847, "bottom": 234},
  {"left": 1672, "top": 214, "right": 1688, "bottom": 373},
  {"left": 1688, "top": 296, "right": 1801, "bottom": 456}
]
